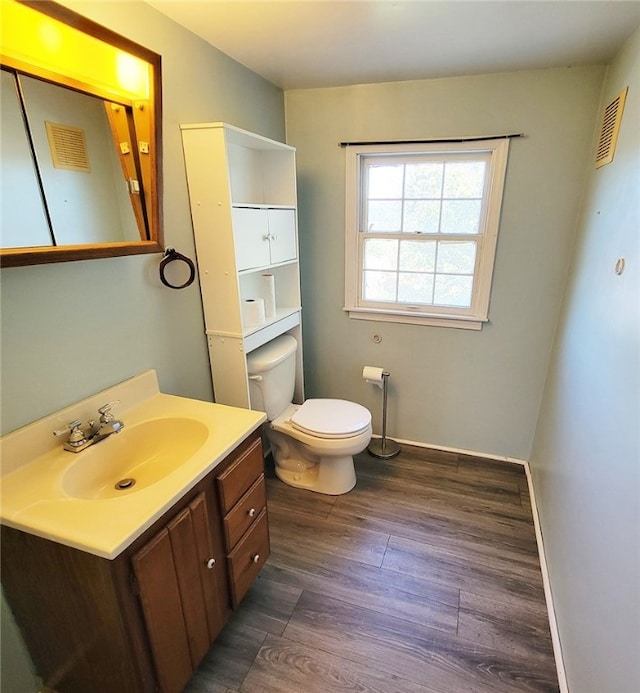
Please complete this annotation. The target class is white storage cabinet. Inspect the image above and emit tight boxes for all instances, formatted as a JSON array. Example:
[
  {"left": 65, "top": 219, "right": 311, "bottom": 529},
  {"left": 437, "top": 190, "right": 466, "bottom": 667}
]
[{"left": 180, "top": 122, "right": 304, "bottom": 409}]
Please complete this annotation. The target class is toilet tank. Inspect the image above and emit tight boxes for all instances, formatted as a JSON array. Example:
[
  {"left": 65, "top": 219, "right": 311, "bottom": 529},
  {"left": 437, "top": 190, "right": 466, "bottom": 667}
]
[{"left": 246, "top": 335, "right": 297, "bottom": 420}]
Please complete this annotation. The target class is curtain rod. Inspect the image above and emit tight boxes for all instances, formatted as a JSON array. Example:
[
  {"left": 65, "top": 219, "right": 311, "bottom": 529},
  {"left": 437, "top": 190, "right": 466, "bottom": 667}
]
[{"left": 339, "top": 133, "right": 524, "bottom": 147}]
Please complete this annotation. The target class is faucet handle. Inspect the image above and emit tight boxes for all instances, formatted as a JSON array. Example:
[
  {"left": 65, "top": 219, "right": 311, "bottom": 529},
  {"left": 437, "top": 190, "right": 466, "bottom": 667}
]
[
  {"left": 53, "top": 420, "right": 82, "bottom": 436},
  {"left": 53, "top": 420, "right": 87, "bottom": 447},
  {"left": 98, "top": 400, "right": 120, "bottom": 423}
]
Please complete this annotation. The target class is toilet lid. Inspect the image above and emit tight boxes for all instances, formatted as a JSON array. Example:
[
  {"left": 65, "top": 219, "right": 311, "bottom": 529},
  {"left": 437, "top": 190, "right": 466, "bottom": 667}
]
[{"left": 291, "top": 399, "right": 371, "bottom": 439}]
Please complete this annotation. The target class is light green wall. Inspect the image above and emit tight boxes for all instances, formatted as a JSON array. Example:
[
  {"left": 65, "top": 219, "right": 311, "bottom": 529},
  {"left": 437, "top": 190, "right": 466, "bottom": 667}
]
[
  {"left": 1, "top": 0, "right": 284, "bottom": 436},
  {"left": 285, "top": 66, "right": 604, "bottom": 460},
  {"left": 529, "top": 27, "right": 640, "bottom": 692},
  {"left": 0, "top": 2, "right": 284, "bottom": 690}
]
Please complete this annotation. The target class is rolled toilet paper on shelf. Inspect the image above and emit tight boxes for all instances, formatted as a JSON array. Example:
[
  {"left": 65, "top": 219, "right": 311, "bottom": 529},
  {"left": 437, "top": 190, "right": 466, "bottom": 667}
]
[
  {"left": 363, "top": 366, "right": 385, "bottom": 389},
  {"left": 243, "top": 298, "right": 266, "bottom": 327},
  {"left": 261, "top": 273, "right": 276, "bottom": 319}
]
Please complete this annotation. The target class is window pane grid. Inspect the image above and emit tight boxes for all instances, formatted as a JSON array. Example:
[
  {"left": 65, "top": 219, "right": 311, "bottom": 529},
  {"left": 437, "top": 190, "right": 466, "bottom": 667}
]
[
  {"left": 347, "top": 142, "right": 508, "bottom": 326},
  {"left": 363, "top": 158, "right": 486, "bottom": 235},
  {"left": 361, "top": 235, "right": 478, "bottom": 308}
]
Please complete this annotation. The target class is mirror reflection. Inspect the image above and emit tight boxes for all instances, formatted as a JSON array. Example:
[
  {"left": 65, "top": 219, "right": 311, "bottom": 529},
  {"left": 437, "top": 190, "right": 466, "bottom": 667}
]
[
  {"left": 0, "top": 0, "right": 162, "bottom": 267},
  {"left": 1, "top": 69, "right": 145, "bottom": 249}
]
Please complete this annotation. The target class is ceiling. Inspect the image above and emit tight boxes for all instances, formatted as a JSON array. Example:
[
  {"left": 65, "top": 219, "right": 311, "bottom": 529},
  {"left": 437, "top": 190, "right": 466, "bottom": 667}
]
[{"left": 144, "top": 0, "right": 640, "bottom": 90}]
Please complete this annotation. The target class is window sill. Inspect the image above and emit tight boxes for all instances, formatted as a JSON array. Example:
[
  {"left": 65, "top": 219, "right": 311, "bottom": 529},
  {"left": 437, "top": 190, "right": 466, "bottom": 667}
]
[{"left": 344, "top": 307, "right": 487, "bottom": 331}]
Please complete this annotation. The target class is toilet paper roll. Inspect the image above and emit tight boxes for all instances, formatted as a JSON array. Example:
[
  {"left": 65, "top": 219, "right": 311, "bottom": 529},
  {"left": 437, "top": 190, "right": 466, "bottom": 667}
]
[
  {"left": 243, "top": 298, "right": 266, "bottom": 327},
  {"left": 363, "top": 366, "right": 385, "bottom": 389},
  {"left": 261, "top": 273, "right": 276, "bottom": 319}
]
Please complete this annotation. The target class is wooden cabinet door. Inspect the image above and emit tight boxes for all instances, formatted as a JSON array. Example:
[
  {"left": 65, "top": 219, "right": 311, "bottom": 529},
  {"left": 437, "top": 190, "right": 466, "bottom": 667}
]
[
  {"left": 132, "top": 527, "right": 193, "bottom": 693},
  {"left": 132, "top": 491, "right": 224, "bottom": 693},
  {"left": 167, "top": 502, "right": 211, "bottom": 669},
  {"left": 183, "top": 493, "right": 225, "bottom": 646}
]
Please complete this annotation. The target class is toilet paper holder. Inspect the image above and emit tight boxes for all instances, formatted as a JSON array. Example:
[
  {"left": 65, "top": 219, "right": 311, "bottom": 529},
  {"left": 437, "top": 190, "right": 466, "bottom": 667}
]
[{"left": 364, "top": 368, "right": 400, "bottom": 460}]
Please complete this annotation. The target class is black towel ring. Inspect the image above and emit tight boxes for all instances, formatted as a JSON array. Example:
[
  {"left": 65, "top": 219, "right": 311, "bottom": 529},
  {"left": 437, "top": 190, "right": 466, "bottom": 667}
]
[{"left": 159, "top": 248, "right": 196, "bottom": 289}]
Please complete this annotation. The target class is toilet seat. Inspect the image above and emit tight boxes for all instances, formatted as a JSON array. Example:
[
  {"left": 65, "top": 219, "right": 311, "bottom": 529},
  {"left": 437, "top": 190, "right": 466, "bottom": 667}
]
[{"left": 290, "top": 399, "right": 371, "bottom": 439}]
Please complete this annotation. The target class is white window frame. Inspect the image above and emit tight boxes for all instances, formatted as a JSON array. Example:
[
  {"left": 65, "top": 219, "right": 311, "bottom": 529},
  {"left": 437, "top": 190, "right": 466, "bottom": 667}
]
[{"left": 344, "top": 138, "right": 510, "bottom": 330}]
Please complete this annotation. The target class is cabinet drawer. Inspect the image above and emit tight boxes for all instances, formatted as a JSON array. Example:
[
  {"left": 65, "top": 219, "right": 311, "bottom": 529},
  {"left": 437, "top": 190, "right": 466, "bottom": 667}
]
[
  {"left": 217, "top": 437, "right": 263, "bottom": 515},
  {"left": 223, "top": 475, "right": 266, "bottom": 551},
  {"left": 227, "top": 509, "right": 269, "bottom": 606}
]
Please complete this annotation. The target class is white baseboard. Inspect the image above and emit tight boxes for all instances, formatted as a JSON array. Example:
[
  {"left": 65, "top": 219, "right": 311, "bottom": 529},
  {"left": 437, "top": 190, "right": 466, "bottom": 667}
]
[
  {"left": 372, "top": 435, "right": 568, "bottom": 692},
  {"left": 522, "top": 460, "right": 568, "bottom": 693},
  {"left": 371, "top": 434, "right": 528, "bottom": 466}
]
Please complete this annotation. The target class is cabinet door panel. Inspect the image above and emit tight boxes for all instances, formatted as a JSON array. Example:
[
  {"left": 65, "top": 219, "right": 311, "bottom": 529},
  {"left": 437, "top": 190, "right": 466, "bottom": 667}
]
[
  {"left": 189, "top": 493, "right": 225, "bottom": 642},
  {"left": 132, "top": 528, "right": 193, "bottom": 693},
  {"left": 232, "top": 207, "right": 270, "bottom": 270},
  {"left": 167, "top": 504, "right": 210, "bottom": 669},
  {"left": 267, "top": 208, "right": 297, "bottom": 264}
]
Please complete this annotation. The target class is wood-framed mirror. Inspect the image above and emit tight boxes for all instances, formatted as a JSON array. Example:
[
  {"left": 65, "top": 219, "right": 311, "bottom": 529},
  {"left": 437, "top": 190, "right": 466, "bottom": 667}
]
[{"left": 0, "top": 0, "right": 163, "bottom": 267}]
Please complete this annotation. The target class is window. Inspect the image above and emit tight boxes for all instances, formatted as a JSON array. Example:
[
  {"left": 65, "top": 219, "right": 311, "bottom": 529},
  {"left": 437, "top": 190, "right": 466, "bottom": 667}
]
[{"left": 344, "top": 139, "right": 510, "bottom": 329}]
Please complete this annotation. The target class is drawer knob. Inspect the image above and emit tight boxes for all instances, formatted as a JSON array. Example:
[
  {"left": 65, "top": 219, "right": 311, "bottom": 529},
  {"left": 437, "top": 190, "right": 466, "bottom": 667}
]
[
  {"left": 206, "top": 558, "right": 216, "bottom": 570},
  {"left": 248, "top": 507, "right": 257, "bottom": 518},
  {"left": 252, "top": 554, "right": 260, "bottom": 564}
]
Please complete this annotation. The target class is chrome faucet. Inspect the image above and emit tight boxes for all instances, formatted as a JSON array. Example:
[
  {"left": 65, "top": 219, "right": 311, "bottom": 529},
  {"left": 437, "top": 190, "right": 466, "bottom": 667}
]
[
  {"left": 92, "top": 402, "right": 125, "bottom": 439},
  {"left": 54, "top": 401, "right": 125, "bottom": 453}
]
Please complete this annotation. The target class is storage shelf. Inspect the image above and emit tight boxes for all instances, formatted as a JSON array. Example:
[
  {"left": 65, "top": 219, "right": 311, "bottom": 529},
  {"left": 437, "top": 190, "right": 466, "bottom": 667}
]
[
  {"left": 181, "top": 122, "right": 295, "bottom": 153},
  {"left": 243, "top": 307, "right": 300, "bottom": 338},
  {"left": 244, "top": 311, "right": 301, "bottom": 353},
  {"left": 238, "top": 258, "right": 298, "bottom": 276},
  {"left": 181, "top": 122, "right": 303, "bottom": 409},
  {"left": 205, "top": 307, "right": 300, "bottom": 340},
  {"left": 232, "top": 203, "right": 295, "bottom": 210}
]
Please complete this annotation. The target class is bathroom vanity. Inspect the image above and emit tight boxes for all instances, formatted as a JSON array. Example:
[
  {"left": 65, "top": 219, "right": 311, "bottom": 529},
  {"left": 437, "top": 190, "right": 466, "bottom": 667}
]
[{"left": 0, "top": 371, "right": 268, "bottom": 693}]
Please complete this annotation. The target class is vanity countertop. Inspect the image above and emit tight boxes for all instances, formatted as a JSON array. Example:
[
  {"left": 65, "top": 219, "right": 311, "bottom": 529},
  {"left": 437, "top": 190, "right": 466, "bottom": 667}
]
[{"left": 0, "top": 372, "right": 266, "bottom": 559}]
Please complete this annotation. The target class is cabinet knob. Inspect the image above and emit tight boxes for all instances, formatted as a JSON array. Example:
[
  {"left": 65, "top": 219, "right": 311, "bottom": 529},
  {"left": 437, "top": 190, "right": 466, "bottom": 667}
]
[
  {"left": 206, "top": 558, "right": 216, "bottom": 570},
  {"left": 248, "top": 507, "right": 256, "bottom": 518},
  {"left": 252, "top": 554, "right": 260, "bottom": 564}
]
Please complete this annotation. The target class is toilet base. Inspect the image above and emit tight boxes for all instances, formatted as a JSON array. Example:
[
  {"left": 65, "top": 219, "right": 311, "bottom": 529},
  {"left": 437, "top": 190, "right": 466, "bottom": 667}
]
[
  {"left": 274, "top": 454, "right": 356, "bottom": 495},
  {"left": 266, "top": 418, "right": 370, "bottom": 496}
]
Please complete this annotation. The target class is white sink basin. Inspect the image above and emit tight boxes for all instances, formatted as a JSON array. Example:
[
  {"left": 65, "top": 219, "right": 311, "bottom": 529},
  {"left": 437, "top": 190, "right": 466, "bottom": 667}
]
[
  {"left": 0, "top": 370, "right": 267, "bottom": 558},
  {"left": 62, "top": 417, "right": 209, "bottom": 500}
]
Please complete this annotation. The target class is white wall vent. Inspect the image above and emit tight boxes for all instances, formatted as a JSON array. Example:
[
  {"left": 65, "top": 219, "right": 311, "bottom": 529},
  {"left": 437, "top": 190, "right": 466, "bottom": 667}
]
[
  {"left": 45, "top": 121, "right": 91, "bottom": 172},
  {"left": 595, "top": 87, "right": 628, "bottom": 169}
]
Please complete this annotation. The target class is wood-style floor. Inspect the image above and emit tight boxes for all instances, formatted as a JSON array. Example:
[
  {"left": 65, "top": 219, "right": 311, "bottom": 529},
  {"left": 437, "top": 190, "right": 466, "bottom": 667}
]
[{"left": 186, "top": 445, "right": 559, "bottom": 693}]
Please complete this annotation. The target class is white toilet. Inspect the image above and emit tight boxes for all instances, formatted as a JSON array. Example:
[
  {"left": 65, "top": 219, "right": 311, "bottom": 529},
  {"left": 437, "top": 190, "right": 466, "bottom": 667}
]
[{"left": 246, "top": 335, "right": 372, "bottom": 495}]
